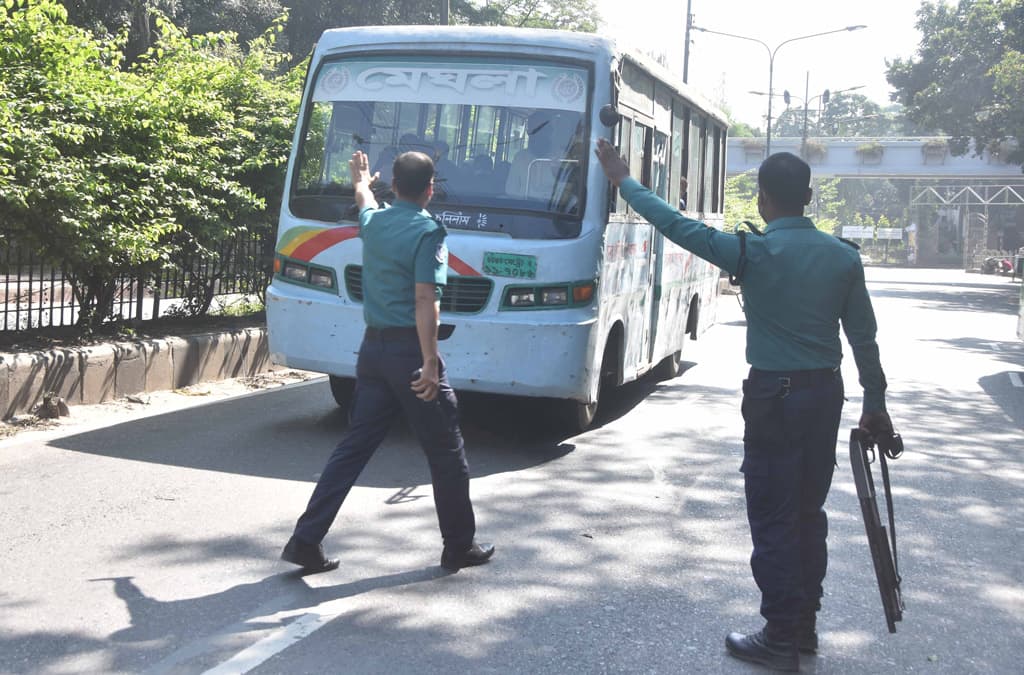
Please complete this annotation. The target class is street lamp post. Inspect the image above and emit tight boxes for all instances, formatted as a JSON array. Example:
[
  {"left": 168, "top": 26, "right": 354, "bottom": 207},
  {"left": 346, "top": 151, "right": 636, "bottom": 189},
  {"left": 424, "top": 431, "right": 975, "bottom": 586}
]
[{"left": 690, "top": 24, "right": 866, "bottom": 156}]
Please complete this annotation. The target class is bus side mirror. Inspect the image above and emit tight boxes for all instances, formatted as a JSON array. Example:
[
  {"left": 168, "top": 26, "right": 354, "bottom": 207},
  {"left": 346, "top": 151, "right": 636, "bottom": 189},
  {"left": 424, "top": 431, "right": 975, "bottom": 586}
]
[{"left": 599, "top": 105, "right": 621, "bottom": 128}]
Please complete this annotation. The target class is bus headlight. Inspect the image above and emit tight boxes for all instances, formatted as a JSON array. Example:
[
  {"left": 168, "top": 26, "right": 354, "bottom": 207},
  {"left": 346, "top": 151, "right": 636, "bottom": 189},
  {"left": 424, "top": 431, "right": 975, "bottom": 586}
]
[
  {"left": 541, "top": 288, "right": 569, "bottom": 305},
  {"left": 507, "top": 289, "right": 536, "bottom": 307},
  {"left": 309, "top": 269, "right": 335, "bottom": 289},
  {"left": 501, "top": 281, "right": 595, "bottom": 310},
  {"left": 276, "top": 255, "right": 337, "bottom": 293},
  {"left": 283, "top": 262, "right": 309, "bottom": 283}
]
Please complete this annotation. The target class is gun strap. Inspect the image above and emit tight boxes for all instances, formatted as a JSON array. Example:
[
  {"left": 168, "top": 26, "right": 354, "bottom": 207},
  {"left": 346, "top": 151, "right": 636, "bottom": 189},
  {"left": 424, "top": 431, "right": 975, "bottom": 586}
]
[
  {"left": 879, "top": 452, "right": 902, "bottom": 587},
  {"left": 729, "top": 231, "right": 747, "bottom": 286}
]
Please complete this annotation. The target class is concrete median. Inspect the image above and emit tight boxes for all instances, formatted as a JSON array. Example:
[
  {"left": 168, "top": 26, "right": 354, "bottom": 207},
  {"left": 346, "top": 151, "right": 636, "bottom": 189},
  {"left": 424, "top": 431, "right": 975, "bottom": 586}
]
[{"left": 0, "top": 327, "right": 276, "bottom": 420}]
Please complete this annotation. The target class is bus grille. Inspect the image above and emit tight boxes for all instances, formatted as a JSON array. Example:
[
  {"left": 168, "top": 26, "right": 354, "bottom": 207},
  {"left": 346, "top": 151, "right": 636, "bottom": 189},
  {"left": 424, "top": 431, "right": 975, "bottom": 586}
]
[{"left": 344, "top": 265, "right": 493, "bottom": 314}]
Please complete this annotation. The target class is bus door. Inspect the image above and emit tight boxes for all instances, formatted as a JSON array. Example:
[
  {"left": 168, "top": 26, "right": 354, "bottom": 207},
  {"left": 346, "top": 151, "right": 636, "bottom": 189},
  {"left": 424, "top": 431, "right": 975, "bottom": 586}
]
[
  {"left": 628, "top": 118, "right": 657, "bottom": 374},
  {"left": 647, "top": 126, "right": 672, "bottom": 366}
]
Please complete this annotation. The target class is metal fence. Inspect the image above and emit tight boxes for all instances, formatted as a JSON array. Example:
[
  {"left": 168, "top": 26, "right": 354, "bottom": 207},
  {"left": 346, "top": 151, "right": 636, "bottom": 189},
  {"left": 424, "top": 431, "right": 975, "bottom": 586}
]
[{"left": 1, "top": 234, "right": 271, "bottom": 333}]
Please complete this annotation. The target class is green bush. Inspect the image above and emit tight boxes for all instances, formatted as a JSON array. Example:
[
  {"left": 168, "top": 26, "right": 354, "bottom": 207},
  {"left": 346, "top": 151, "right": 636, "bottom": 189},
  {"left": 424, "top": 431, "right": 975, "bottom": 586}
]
[{"left": 0, "top": 0, "right": 300, "bottom": 328}]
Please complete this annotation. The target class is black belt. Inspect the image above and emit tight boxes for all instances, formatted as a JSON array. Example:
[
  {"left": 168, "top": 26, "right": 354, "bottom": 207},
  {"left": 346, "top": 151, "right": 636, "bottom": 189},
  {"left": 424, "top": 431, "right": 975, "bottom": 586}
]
[
  {"left": 750, "top": 366, "right": 839, "bottom": 390},
  {"left": 364, "top": 326, "right": 419, "bottom": 341}
]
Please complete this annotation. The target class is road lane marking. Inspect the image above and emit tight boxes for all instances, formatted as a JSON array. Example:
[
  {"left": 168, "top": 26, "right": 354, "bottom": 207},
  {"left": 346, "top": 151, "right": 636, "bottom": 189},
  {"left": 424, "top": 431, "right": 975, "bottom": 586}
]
[
  {"left": 197, "top": 567, "right": 443, "bottom": 675},
  {"left": 201, "top": 608, "right": 336, "bottom": 675},
  {"left": 1010, "top": 372, "right": 1023, "bottom": 388}
]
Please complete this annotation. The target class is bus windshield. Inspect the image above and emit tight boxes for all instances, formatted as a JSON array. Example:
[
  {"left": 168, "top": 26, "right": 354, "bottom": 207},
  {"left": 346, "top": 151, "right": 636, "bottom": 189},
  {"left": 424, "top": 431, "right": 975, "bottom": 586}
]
[{"left": 291, "top": 55, "right": 590, "bottom": 239}]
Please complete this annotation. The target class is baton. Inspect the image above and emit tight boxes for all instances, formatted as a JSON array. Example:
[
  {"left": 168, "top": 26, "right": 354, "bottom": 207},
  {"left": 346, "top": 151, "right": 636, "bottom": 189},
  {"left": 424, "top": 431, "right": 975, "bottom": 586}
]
[{"left": 849, "top": 428, "right": 904, "bottom": 633}]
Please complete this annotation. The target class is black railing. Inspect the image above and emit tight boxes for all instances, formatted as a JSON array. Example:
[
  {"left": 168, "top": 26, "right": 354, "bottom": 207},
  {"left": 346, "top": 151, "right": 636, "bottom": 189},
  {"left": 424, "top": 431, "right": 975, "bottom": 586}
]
[{"left": 1, "top": 234, "right": 271, "bottom": 333}]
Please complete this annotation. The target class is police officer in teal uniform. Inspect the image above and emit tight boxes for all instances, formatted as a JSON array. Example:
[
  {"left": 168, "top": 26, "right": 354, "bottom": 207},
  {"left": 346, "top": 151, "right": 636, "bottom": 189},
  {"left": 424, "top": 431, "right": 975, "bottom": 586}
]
[
  {"left": 595, "top": 140, "right": 892, "bottom": 672},
  {"left": 281, "top": 150, "right": 494, "bottom": 574}
]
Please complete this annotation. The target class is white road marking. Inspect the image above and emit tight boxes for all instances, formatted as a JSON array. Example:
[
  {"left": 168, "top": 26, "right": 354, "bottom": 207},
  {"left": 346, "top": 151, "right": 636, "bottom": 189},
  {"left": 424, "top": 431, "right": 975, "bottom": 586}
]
[
  {"left": 1010, "top": 372, "right": 1023, "bottom": 388},
  {"left": 201, "top": 608, "right": 336, "bottom": 675}
]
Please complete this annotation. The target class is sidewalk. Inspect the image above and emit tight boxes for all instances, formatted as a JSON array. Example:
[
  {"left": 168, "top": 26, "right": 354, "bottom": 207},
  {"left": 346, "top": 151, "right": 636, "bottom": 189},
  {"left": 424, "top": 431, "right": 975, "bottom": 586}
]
[{"left": 1, "top": 326, "right": 276, "bottom": 419}]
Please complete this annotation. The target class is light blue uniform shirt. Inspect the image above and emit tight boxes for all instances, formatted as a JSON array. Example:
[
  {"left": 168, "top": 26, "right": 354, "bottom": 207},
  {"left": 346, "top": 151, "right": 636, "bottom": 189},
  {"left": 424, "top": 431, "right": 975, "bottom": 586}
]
[
  {"left": 358, "top": 200, "right": 447, "bottom": 329},
  {"left": 620, "top": 177, "right": 886, "bottom": 413}
]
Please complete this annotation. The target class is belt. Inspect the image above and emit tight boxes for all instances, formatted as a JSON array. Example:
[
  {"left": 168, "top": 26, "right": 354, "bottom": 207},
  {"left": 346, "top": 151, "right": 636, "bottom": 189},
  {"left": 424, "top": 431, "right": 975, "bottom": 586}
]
[
  {"left": 364, "top": 326, "right": 419, "bottom": 341},
  {"left": 750, "top": 366, "right": 839, "bottom": 390}
]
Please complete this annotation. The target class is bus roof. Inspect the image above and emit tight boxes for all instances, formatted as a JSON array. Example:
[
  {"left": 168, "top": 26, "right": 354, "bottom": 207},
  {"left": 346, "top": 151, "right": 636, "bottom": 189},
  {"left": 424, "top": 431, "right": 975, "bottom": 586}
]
[{"left": 313, "top": 26, "right": 729, "bottom": 129}]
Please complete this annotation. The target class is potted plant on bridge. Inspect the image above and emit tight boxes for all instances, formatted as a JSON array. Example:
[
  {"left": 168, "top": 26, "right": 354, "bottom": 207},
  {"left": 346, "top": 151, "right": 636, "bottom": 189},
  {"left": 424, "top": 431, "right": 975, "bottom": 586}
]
[
  {"left": 802, "top": 140, "right": 827, "bottom": 164},
  {"left": 922, "top": 138, "right": 948, "bottom": 164},
  {"left": 741, "top": 138, "right": 766, "bottom": 161},
  {"left": 855, "top": 141, "right": 885, "bottom": 165}
]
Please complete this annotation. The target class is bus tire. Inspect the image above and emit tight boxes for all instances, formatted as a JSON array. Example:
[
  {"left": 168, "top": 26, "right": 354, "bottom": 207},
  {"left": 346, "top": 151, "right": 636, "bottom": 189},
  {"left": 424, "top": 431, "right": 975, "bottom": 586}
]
[
  {"left": 328, "top": 375, "right": 355, "bottom": 413},
  {"left": 654, "top": 350, "right": 682, "bottom": 381}
]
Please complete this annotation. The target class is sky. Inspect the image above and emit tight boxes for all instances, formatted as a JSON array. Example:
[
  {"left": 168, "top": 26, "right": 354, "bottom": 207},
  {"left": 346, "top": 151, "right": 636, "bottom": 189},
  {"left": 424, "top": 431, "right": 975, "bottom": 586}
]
[{"left": 595, "top": 0, "right": 925, "bottom": 128}]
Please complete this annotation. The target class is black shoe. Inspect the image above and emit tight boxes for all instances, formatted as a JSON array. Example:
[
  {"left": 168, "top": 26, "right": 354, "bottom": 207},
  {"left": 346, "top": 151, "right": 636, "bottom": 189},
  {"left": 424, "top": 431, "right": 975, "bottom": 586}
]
[
  {"left": 440, "top": 541, "right": 495, "bottom": 571},
  {"left": 725, "top": 627, "right": 799, "bottom": 672},
  {"left": 280, "top": 536, "right": 340, "bottom": 574}
]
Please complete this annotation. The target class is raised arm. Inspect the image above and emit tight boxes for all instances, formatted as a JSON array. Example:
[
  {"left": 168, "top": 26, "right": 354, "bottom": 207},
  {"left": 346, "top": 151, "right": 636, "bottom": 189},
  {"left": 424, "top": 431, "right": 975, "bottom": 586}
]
[
  {"left": 349, "top": 150, "right": 379, "bottom": 211},
  {"left": 594, "top": 138, "right": 741, "bottom": 274}
]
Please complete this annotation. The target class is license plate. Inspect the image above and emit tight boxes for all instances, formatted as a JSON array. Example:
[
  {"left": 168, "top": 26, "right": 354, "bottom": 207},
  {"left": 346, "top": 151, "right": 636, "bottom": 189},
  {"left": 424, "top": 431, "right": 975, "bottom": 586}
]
[{"left": 482, "top": 252, "right": 537, "bottom": 279}]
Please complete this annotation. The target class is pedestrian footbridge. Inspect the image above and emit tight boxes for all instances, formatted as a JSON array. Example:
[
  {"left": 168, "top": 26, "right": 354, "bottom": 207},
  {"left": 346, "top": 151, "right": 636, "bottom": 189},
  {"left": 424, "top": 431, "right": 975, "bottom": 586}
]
[{"left": 727, "top": 137, "right": 1022, "bottom": 178}]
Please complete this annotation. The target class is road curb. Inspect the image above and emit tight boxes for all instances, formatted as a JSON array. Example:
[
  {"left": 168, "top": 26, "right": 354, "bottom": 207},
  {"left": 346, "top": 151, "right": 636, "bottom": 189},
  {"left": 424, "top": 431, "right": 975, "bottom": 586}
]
[{"left": 0, "top": 327, "right": 276, "bottom": 419}]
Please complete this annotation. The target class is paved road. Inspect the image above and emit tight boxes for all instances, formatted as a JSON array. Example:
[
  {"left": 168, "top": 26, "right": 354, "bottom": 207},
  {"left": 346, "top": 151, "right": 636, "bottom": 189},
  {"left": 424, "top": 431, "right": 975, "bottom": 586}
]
[{"left": 2, "top": 268, "right": 1022, "bottom": 674}]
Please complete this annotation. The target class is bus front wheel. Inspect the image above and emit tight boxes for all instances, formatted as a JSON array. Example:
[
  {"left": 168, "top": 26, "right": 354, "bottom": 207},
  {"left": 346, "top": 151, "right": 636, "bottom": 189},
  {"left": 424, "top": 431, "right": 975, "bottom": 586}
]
[{"left": 328, "top": 375, "right": 355, "bottom": 414}]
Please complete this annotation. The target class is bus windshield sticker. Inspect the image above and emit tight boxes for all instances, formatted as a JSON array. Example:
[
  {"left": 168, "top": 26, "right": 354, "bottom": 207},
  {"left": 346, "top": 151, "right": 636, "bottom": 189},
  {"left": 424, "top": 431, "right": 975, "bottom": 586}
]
[
  {"left": 438, "top": 211, "right": 490, "bottom": 229},
  {"left": 483, "top": 252, "right": 537, "bottom": 279},
  {"left": 313, "top": 58, "right": 587, "bottom": 112}
]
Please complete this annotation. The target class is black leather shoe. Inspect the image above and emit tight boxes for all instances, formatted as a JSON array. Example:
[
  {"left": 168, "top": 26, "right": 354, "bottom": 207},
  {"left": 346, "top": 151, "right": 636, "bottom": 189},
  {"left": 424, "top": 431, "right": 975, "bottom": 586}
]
[
  {"left": 725, "top": 627, "right": 799, "bottom": 672},
  {"left": 440, "top": 541, "right": 495, "bottom": 571},
  {"left": 280, "top": 536, "right": 340, "bottom": 574}
]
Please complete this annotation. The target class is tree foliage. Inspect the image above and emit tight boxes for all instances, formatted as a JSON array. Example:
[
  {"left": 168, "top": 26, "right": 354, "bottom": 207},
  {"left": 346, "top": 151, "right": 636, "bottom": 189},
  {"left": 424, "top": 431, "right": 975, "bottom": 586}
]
[
  {"left": 887, "top": 0, "right": 1024, "bottom": 167},
  {"left": 0, "top": 0, "right": 299, "bottom": 327}
]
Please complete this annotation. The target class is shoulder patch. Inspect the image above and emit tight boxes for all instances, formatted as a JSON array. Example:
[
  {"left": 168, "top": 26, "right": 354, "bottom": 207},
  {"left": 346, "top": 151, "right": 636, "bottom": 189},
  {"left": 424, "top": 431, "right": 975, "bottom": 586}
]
[
  {"left": 837, "top": 236, "right": 861, "bottom": 250},
  {"left": 435, "top": 241, "right": 448, "bottom": 264}
]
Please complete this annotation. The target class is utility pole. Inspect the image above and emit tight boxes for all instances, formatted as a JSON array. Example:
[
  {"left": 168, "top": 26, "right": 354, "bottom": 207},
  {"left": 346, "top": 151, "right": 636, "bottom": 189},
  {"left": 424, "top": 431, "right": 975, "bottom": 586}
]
[
  {"left": 800, "top": 71, "right": 810, "bottom": 158},
  {"left": 683, "top": 0, "right": 693, "bottom": 83},
  {"left": 440, "top": 0, "right": 449, "bottom": 25}
]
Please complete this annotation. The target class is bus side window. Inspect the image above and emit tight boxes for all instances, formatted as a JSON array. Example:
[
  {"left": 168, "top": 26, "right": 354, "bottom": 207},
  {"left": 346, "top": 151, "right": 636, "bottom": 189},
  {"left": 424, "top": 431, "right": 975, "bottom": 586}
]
[
  {"left": 670, "top": 103, "right": 684, "bottom": 211},
  {"left": 711, "top": 126, "right": 722, "bottom": 213},
  {"left": 687, "top": 112, "right": 703, "bottom": 213},
  {"left": 652, "top": 130, "right": 669, "bottom": 200},
  {"left": 701, "top": 118, "right": 713, "bottom": 214},
  {"left": 632, "top": 121, "right": 650, "bottom": 191},
  {"left": 719, "top": 127, "right": 728, "bottom": 215},
  {"left": 613, "top": 117, "right": 632, "bottom": 214}
]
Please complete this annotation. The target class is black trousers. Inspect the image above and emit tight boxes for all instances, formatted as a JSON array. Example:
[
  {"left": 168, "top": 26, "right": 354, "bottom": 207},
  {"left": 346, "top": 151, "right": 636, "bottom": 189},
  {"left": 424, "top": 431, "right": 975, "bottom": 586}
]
[
  {"left": 740, "top": 367, "right": 844, "bottom": 626},
  {"left": 292, "top": 328, "right": 475, "bottom": 551}
]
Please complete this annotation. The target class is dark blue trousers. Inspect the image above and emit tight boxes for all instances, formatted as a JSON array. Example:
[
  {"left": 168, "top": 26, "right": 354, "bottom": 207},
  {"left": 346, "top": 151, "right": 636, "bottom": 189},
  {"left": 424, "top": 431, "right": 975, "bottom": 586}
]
[
  {"left": 292, "top": 329, "right": 475, "bottom": 551},
  {"left": 740, "top": 367, "right": 844, "bottom": 627}
]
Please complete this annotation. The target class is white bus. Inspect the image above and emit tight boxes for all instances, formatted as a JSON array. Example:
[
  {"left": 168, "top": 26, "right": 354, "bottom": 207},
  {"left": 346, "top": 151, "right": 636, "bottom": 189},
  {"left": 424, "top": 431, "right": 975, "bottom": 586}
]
[{"left": 266, "top": 26, "right": 728, "bottom": 431}]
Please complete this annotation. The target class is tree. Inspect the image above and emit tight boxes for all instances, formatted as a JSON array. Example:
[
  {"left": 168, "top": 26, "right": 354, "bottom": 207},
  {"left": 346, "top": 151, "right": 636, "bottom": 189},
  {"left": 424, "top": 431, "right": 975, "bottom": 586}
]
[
  {"left": 279, "top": 0, "right": 599, "bottom": 64},
  {"left": 887, "top": 0, "right": 1024, "bottom": 167},
  {"left": 64, "top": 1, "right": 286, "bottom": 64},
  {"left": 459, "top": 0, "right": 599, "bottom": 31},
  {"left": 0, "top": 1, "right": 298, "bottom": 327}
]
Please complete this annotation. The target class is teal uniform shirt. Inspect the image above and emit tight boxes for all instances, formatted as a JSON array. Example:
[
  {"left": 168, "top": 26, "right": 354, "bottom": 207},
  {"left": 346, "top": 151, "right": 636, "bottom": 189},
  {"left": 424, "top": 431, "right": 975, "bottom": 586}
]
[
  {"left": 619, "top": 176, "right": 886, "bottom": 413},
  {"left": 358, "top": 200, "right": 447, "bottom": 328}
]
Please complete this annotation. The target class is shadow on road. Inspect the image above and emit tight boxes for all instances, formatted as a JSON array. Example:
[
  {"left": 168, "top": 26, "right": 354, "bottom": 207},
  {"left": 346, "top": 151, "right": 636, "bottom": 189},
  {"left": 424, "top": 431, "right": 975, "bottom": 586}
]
[{"left": 46, "top": 363, "right": 673, "bottom": 487}]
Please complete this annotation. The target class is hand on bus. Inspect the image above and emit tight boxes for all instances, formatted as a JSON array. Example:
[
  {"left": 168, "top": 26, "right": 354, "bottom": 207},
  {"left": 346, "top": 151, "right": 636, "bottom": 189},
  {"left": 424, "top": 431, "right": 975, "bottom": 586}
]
[
  {"left": 411, "top": 362, "right": 440, "bottom": 401},
  {"left": 595, "top": 138, "right": 630, "bottom": 187},
  {"left": 348, "top": 150, "right": 379, "bottom": 188}
]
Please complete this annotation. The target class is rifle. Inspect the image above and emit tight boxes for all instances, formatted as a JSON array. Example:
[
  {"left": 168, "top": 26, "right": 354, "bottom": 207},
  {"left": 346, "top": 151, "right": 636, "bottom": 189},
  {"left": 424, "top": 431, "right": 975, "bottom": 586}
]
[{"left": 849, "top": 428, "right": 905, "bottom": 633}]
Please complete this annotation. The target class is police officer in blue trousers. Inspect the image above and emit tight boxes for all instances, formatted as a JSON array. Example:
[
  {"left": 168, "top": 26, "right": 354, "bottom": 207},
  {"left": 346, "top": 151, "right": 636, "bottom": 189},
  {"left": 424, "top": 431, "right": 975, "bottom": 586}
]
[
  {"left": 281, "top": 150, "right": 494, "bottom": 574},
  {"left": 595, "top": 140, "right": 892, "bottom": 672}
]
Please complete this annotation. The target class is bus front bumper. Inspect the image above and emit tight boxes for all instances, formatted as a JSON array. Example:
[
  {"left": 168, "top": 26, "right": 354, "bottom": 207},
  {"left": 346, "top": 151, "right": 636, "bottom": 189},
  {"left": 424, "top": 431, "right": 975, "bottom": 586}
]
[{"left": 266, "top": 283, "right": 597, "bottom": 401}]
